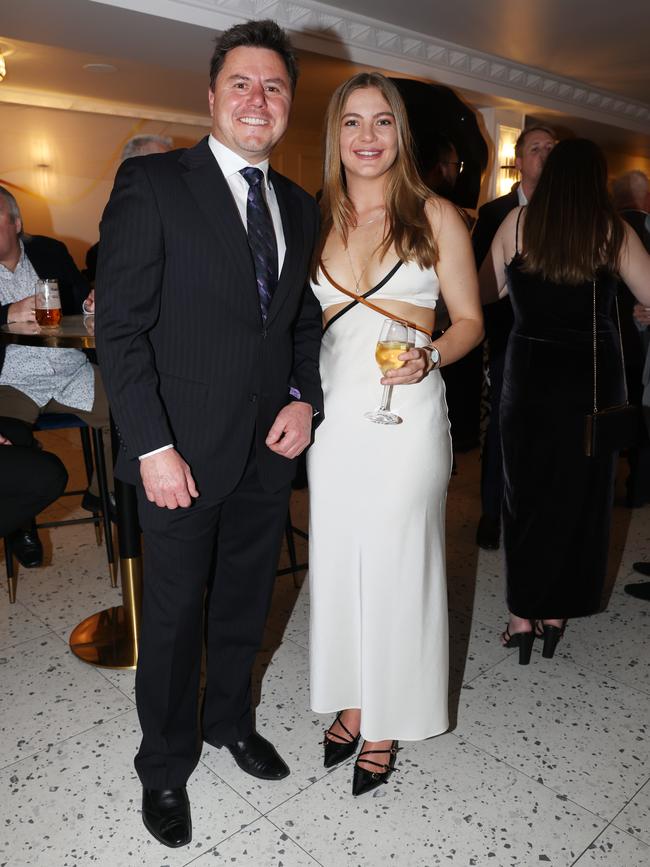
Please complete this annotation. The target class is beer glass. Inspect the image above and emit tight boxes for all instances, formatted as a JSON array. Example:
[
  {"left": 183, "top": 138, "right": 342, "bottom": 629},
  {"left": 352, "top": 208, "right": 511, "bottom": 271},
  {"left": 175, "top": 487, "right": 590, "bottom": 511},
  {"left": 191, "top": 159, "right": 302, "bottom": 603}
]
[
  {"left": 364, "top": 319, "right": 414, "bottom": 425},
  {"left": 34, "top": 278, "right": 62, "bottom": 327}
]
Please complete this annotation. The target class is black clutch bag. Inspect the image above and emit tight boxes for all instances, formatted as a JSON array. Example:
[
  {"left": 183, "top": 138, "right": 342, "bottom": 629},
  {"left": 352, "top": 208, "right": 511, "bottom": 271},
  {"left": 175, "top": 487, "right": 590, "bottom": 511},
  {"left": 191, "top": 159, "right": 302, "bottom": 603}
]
[{"left": 584, "top": 282, "right": 639, "bottom": 458}]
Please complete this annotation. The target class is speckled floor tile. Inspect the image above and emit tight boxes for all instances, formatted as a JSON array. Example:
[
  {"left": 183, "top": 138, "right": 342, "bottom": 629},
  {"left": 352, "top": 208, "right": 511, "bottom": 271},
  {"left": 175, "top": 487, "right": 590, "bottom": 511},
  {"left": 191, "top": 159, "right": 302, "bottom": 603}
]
[
  {"left": 0, "top": 710, "right": 260, "bottom": 867},
  {"left": 17, "top": 529, "right": 122, "bottom": 636},
  {"left": 95, "top": 665, "right": 136, "bottom": 703},
  {"left": 191, "top": 817, "right": 320, "bottom": 865},
  {"left": 448, "top": 611, "right": 511, "bottom": 695},
  {"left": 573, "top": 824, "right": 650, "bottom": 865},
  {"left": 268, "top": 732, "right": 605, "bottom": 866},
  {"left": 447, "top": 549, "right": 508, "bottom": 629},
  {"left": 200, "top": 639, "right": 331, "bottom": 814},
  {"left": 454, "top": 657, "right": 650, "bottom": 820},
  {"left": 0, "top": 633, "right": 132, "bottom": 767},
  {"left": 555, "top": 598, "right": 650, "bottom": 694},
  {"left": 613, "top": 779, "right": 650, "bottom": 845},
  {"left": 0, "top": 596, "right": 52, "bottom": 651}
]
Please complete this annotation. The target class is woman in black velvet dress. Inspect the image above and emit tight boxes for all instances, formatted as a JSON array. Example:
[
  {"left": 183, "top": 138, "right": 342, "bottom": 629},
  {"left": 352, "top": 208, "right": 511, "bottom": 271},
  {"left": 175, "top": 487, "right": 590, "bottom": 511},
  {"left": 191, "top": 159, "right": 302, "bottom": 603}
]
[{"left": 479, "top": 139, "right": 650, "bottom": 663}]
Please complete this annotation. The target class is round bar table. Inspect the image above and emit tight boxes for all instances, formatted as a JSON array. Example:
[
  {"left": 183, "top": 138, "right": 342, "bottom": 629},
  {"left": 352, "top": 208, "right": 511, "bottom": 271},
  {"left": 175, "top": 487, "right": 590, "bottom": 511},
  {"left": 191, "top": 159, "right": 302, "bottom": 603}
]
[{"left": 0, "top": 315, "right": 141, "bottom": 668}]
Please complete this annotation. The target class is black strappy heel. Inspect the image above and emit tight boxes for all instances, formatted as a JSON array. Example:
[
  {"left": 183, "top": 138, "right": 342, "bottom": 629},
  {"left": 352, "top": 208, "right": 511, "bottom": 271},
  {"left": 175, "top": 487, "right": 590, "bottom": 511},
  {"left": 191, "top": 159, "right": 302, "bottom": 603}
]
[
  {"left": 501, "top": 623, "right": 535, "bottom": 665},
  {"left": 323, "top": 712, "right": 361, "bottom": 768},
  {"left": 541, "top": 622, "right": 566, "bottom": 659},
  {"left": 352, "top": 741, "right": 398, "bottom": 796}
]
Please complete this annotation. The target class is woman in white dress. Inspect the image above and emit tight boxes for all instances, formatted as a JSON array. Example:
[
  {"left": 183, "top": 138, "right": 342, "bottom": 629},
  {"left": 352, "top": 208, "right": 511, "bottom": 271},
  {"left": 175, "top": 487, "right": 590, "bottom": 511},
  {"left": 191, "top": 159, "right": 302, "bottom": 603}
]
[{"left": 307, "top": 73, "right": 483, "bottom": 795}]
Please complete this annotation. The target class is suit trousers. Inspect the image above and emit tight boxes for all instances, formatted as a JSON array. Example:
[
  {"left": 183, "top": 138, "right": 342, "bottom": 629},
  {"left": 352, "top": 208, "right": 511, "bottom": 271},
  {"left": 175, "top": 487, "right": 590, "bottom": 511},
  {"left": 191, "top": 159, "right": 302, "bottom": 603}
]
[
  {"left": 0, "top": 417, "right": 68, "bottom": 537},
  {"left": 0, "top": 364, "right": 113, "bottom": 493},
  {"left": 133, "top": 443, "right": 291, "bottom": 789}
]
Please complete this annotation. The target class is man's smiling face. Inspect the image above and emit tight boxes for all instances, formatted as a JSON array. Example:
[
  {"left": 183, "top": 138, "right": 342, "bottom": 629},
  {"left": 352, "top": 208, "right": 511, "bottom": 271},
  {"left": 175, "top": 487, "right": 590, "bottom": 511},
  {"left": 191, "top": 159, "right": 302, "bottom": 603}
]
[{"left": 208, "top": 46, "right": 292, "bottom": 163}]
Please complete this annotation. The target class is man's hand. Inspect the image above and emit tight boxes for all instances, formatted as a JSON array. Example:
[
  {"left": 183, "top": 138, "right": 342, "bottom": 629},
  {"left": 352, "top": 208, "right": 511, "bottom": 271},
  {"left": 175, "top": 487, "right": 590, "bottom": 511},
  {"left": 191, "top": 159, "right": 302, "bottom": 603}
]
[
  {"left": 381, "top": 348, "right": 430, "bottom": 385},
  {"left": 7, "top": 296, "right": 36, "bottom": 323},
  {"left": 140, "top": 448, "right": 199, "bottom": 509},
  {"left": 0, "top": 434, "right": 12, "bottom": 446},
  {"left": 633, "top": 304, "right": 650, "bottom": 327},
  {"left": 266, "top": 401, "right": 313, "bottom": 459}
]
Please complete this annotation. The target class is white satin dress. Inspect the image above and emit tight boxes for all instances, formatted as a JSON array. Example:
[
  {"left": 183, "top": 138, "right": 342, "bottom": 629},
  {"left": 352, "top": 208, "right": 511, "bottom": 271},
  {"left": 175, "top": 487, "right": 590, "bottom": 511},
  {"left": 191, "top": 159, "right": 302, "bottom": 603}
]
[{"left": 307, "top": 260, "right": 452, "bottom": 742}]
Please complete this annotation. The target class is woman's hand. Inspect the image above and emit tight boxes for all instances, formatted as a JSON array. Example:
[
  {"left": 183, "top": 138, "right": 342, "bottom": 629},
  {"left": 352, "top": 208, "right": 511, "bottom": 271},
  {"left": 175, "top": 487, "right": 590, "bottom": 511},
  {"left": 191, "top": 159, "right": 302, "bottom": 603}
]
[{"left": 381, "top": 347, "right": 431, "bottom": 385}]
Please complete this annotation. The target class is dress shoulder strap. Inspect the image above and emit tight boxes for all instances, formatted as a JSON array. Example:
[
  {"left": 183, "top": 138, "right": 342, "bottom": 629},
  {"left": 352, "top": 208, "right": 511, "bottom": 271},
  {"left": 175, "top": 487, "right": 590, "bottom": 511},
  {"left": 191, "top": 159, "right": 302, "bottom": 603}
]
[{"left": 514, "top": 205, "right": 526, "bottom": 256}]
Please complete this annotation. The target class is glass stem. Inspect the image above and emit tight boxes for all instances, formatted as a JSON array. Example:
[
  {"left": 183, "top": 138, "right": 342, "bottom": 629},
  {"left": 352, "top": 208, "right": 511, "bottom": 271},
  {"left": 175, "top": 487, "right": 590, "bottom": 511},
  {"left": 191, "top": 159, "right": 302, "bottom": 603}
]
[{"left": 379, "top": 384, "right": 392, "bottom": 412}]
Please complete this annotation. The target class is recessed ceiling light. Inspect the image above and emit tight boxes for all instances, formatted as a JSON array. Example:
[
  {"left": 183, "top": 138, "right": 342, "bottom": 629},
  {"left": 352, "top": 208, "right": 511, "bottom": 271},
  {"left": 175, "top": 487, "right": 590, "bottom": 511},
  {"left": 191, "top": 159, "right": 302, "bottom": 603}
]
[{"left": 83, "top": 63, "right": 117, "bottom": 73}]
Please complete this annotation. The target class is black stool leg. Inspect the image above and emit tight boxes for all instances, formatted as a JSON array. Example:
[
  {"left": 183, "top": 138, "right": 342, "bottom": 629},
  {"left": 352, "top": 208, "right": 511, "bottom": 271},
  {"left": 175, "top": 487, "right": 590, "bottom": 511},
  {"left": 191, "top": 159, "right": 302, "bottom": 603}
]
[
  {"left": 91, "top": 427, "right": 117, "bottom": 587},
  {"left": 5, "top": 536, "right": 16, "bottom": 603},
  {"left": 80, "top": 427, "right": 102, "bottom": 545},
  {"left": 285, "top": 511, "right": 300, "bottom": 588}
]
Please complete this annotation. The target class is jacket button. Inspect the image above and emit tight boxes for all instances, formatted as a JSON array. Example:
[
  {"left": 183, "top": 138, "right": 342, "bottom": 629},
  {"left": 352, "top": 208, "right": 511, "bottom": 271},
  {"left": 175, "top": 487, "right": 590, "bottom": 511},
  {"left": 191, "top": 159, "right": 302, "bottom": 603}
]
[{"left": 249, "top": 393, "right": 258, "bottom": 403}]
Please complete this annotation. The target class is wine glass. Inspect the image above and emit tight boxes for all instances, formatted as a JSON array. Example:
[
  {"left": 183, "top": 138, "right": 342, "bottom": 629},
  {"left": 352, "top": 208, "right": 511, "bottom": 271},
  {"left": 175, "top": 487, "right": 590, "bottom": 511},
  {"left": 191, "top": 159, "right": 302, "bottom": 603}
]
[{"left": 364, "top": 319, "right": 415, "bottom": 425}]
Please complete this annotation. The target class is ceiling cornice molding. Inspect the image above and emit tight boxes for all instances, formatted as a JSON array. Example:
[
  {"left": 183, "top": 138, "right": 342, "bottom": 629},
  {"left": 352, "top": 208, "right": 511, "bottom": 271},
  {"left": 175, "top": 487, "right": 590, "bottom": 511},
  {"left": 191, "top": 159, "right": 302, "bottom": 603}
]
[
  {"left": 93, "top": 0, "right": 650, "bottom": 133},
  {"left": 0, "top": 84, "right": 210, "bottom": 126}
]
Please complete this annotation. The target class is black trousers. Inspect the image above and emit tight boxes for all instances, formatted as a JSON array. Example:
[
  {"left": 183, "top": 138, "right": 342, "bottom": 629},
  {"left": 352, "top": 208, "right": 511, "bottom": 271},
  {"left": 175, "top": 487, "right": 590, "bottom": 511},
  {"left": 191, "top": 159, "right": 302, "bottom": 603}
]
[
  {"left": 0, "top": 417, "right": 68, "bottom": 537},
  {"left": 133, "top": 445, "right": 291, "bottom": 789}
]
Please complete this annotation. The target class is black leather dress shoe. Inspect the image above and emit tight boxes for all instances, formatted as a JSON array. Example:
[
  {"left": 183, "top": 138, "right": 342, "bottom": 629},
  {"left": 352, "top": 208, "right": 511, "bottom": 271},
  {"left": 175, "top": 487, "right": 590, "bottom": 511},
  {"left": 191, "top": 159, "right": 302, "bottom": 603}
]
[
  {"left": 142, "top": 787, "right": 191, "bottom": 848},
  {"left": 10, "top": 527, "right": 43, "bottom": 568},
  {"left": 633, "top": 562, "right": 650, "bottom": 577},
  {"left": 476, "top": 514, "right": 500, "bottom": 550},
  {"left": 223, "top": 732, "right": 290, "bottom": 780}
]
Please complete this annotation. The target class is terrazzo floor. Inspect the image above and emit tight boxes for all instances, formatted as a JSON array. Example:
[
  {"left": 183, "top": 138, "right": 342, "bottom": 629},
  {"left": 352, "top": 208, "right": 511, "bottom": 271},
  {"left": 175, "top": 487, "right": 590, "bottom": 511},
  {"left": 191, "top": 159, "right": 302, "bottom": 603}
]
[{"left": 1, "top": 429, "right": 648, "bottom": 867}]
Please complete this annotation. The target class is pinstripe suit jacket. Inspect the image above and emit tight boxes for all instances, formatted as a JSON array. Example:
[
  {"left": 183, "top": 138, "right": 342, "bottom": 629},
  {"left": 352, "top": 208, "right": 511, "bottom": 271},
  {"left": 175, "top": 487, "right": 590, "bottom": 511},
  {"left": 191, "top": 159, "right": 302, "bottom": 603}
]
[{"left": 95, "top": 136, "right": 323, "bottom": 496}]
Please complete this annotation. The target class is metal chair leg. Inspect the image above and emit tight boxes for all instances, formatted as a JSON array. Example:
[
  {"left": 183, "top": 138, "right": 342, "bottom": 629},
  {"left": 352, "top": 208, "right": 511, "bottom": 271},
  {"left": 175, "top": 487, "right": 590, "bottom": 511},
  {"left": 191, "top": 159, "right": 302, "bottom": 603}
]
[
  {"left": 5, "top": 536, "right": 16, "bottom": 603},
  {"left": 80, "top": 427, "right": 102, "bottom": 545},
  {"left": 92, "top": 427, "right": 117, "bottom": 587}
]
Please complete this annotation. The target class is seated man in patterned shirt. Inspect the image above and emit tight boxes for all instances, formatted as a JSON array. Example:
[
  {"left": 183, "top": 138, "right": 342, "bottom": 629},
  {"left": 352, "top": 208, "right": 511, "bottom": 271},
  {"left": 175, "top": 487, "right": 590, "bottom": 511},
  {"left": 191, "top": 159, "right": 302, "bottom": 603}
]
[{"left": 0, "top": 185, "right": 113, "bottom": 567}]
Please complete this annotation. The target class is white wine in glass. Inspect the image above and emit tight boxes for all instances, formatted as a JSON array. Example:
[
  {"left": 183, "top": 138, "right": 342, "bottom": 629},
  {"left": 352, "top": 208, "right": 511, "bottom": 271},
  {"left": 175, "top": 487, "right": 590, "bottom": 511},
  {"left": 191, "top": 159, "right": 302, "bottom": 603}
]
[{"left": 364, "top": 319, "right": 414, "bottom": 425}]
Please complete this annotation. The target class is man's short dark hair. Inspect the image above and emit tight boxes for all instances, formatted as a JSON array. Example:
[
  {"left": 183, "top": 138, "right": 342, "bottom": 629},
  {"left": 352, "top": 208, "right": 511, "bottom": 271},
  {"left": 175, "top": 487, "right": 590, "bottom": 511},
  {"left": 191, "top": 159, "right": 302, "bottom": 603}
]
[{"left": 209, "top": 19, "right": 298, "bottom": 93}]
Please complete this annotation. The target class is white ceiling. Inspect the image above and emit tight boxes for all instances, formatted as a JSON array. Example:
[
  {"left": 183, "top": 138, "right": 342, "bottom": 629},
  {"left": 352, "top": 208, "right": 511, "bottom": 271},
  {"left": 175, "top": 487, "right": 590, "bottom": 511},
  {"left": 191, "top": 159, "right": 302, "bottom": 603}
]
[{"left": 1, "top": 0, "right": 649, "bottom": 154}]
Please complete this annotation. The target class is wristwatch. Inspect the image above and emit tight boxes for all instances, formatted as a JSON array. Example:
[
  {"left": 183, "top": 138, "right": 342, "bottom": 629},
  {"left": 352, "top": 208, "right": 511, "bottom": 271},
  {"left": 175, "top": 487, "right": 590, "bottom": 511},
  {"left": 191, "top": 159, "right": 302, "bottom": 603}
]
[{"left": 426, "top": 344, "right": 441, "bottom": 370}]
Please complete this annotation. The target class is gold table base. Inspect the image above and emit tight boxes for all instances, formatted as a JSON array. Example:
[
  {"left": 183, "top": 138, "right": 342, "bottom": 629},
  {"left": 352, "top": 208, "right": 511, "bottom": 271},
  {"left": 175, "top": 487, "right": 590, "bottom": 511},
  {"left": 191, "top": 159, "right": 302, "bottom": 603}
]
[{"left": 69, "top": 556, "right": 142, "bottom": 669}]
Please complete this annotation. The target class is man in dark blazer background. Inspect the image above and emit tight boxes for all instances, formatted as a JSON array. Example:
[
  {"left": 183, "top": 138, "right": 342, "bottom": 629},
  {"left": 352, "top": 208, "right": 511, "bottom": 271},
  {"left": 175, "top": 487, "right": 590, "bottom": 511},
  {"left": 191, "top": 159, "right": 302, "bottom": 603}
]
[
  {"left": 472, "top": 125, "right": 555, "bottom": 550},
  {"left": 96, "top": 20, "right": 322, "bottom": 848}
]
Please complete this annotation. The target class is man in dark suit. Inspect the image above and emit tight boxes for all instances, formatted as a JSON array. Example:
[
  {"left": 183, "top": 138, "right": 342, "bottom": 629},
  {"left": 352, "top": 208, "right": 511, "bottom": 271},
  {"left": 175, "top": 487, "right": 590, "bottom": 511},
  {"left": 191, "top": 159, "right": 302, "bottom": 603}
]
[
  {"left": 96, "top": 20, "right": 322, "bottom": 848},
  {"left": 472, "top": 125, "right": 555, "bottom": 549},
  {"left": 0, "top": 185, "right": 110, "bottom": 566}
]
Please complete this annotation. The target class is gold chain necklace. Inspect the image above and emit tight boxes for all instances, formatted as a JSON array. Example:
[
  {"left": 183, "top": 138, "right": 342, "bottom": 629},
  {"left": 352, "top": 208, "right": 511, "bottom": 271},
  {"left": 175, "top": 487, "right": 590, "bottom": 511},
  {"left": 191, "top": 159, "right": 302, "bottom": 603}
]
[
  {"left": 351, "top": 207, "right": 386, "bottom": 229},
  {"left": 345, "top": 243, "right": 370, "bottom": 294}
]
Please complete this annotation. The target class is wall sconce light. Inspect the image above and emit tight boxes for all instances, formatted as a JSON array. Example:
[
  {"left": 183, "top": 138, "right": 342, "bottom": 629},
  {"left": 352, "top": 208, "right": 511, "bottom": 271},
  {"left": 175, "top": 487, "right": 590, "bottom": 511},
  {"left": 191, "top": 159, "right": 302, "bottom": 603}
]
[
  {"left": 0, "top": 56, "right": 6, "bottom": 82},
  {"left": 497, "top": 124, "right": 521, "bottom": 198}
]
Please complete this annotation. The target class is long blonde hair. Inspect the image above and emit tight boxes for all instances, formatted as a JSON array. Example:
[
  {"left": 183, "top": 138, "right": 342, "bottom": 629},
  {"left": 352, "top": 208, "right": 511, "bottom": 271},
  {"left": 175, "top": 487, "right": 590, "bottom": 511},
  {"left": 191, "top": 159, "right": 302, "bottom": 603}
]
[{"left": 312, "top": 73, "right": 438, "bottom": 280}]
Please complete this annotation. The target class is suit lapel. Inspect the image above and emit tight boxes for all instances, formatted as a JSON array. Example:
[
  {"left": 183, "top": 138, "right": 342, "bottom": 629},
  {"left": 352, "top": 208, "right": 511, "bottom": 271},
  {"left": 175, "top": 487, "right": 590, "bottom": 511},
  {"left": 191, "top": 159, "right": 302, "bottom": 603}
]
[
  {"left": 267, "top": 169, "right": 305, "bottom": 326},
  {"left": 180, "top": 138, "right": 261, "bottom": 323}
]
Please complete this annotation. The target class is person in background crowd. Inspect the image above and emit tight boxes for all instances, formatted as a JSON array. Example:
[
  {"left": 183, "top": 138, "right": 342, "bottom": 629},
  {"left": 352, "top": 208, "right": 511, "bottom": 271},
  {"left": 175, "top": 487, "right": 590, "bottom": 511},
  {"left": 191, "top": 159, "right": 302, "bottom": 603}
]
[
  {"left": 472, "top": 125, "right": 556, "bottom": 549},
  {"left": 480, "top": 138, "right": 650, "bottom": 663},
  {"left": 96, "top": 19, "right": 322, "bottom": 848},
  {"left": 611, "top": 170, "right": 650, "bottom": 507},
  {"left": 0, "top": 185, "right": 112, "bottom": 567},
  {"left": 0, "top": 416, "right": 67, "bottom": 572},
  {"left": 84, "top": 134, "right": 174, "bottom": 285}
]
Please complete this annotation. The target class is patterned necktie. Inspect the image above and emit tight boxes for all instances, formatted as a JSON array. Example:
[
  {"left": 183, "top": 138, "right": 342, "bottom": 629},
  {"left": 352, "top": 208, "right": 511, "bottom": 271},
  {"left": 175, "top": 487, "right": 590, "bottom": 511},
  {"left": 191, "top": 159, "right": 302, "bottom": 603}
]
[{"left": 240, "top": 166, "right": 278, "bottom": 321}]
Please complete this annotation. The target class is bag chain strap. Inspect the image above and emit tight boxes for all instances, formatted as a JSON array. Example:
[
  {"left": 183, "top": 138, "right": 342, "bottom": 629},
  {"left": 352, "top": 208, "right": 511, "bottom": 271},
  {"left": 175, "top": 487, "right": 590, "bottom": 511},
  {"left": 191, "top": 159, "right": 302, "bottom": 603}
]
[{"left": 591, "top": 278, "right": 629, "bottom": 414}]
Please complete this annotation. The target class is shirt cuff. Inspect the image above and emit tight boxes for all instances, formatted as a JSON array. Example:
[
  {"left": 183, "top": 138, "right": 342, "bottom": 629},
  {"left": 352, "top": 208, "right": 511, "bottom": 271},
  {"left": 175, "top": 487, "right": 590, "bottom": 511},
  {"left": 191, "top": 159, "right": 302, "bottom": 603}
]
[
  {"left": 289, "top": 386, "right": 301, "bottom": 400},
  {"left": 139, "top": 444, "right": 174, "bottom": 460}
]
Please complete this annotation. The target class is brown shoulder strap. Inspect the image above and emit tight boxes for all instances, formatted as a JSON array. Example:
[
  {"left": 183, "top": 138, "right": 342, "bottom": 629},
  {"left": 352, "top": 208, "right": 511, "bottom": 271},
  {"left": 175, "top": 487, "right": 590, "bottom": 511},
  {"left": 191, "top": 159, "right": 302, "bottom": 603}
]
[{"left": 320, "top": 261, "right": 432, "bottom": 339}]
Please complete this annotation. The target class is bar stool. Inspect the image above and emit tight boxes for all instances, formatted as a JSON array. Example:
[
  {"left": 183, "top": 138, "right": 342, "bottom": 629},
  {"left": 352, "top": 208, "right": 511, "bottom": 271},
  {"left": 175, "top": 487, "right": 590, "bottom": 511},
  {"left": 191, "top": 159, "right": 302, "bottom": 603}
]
[{"left": 4, "top": 412, "right": 116, "bottom": 603}]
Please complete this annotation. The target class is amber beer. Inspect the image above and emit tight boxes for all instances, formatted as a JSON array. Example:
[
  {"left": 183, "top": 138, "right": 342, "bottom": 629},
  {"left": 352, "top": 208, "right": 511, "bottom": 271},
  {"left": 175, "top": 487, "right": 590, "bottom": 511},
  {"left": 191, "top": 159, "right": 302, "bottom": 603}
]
[
  {"left": 34, "top": 278, "right": 62, "bottom": 327},
  {"left": 35, "top": 306, "right": 62, "bottom": 327}
]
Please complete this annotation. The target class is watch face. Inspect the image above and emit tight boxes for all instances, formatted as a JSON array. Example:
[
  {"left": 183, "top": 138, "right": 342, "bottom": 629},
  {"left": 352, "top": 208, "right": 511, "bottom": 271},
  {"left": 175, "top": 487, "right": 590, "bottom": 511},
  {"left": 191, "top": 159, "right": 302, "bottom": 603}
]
[{"left": 430, "top": 347, "right": 440, "bottom": 368}]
